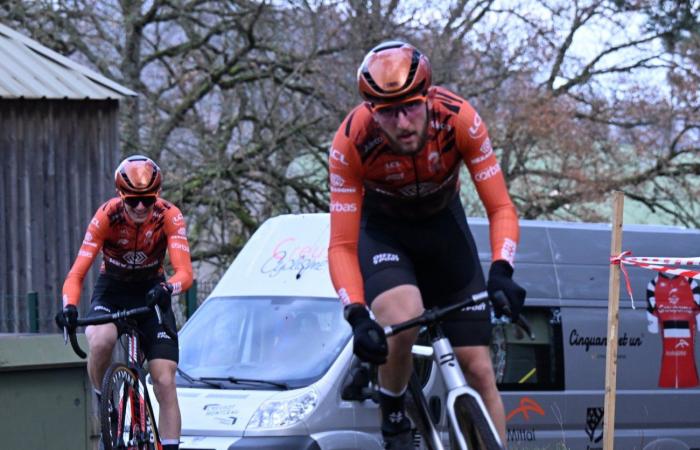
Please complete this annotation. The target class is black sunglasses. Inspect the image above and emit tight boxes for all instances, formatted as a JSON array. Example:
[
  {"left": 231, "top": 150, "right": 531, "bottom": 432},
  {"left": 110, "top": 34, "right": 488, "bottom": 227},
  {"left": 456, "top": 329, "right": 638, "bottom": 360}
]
[{"left": 123, "top": 196, "right": 157, "bottom": 208}]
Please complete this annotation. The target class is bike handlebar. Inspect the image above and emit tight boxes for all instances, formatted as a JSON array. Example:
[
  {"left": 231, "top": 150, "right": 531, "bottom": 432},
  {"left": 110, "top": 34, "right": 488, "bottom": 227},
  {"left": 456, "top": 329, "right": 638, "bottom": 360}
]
[
  {"left": 383, "top": 290, "right": 535, "bottom": 340},
  {"left": 60, "top": 304, "right": 178, "bottom": 359}
]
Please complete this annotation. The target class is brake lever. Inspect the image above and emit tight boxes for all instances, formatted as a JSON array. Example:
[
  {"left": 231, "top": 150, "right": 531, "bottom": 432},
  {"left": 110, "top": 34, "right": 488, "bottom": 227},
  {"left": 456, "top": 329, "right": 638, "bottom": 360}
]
[
  {"left": 154, "top": 304, "right": 178, "bottom": 340},
  {"left": 515, "top": 315, "right": 535, "bottom": 340},
  {"left": 493, "top": 291, "right": 535, "bottom": 340}
]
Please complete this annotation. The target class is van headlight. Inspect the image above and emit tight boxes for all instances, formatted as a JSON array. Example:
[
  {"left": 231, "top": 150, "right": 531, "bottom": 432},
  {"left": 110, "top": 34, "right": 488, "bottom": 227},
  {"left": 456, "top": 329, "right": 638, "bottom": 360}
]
[{"left": 248, "top": 388, "right": 319, "bottom": 429}]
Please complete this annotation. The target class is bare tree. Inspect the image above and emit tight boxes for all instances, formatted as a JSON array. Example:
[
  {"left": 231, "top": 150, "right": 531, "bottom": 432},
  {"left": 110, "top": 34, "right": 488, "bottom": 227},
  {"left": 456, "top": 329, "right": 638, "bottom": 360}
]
[{"left": 2, "top": 0, "right": 698, "bottom": 282}]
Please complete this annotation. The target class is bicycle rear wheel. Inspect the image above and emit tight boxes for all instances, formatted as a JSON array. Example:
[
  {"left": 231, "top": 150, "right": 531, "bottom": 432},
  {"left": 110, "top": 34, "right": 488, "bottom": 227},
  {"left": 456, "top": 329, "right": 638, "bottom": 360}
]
[
  {"left": 101, "top": 364, "right": 160, "bottom": 450},
  {"left": 452, "top": 395, "right": 502, "bottom": 450}
]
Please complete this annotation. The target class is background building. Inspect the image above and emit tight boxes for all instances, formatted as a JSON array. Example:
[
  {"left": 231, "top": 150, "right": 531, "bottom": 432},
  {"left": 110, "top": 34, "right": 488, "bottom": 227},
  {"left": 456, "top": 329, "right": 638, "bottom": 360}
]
[{"left": 0, "top": 23, "right": 136, "bottom": 332}]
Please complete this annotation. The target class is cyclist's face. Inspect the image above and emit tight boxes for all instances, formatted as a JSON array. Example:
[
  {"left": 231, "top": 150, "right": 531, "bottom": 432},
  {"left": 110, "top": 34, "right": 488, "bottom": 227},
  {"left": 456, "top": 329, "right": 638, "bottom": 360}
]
[
  {"left": 373, "top": 99, "right": 428, "bottom": 154},
  {"left": 122, "top": 196, "right": 156, "bottom": 223}
]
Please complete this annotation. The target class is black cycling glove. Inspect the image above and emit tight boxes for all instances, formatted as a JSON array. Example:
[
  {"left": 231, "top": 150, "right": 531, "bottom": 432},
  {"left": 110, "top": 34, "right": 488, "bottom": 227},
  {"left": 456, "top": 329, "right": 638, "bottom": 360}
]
[
  {"left": 487, "top": 260, "right": 527, "bottom": 321},
  {"left": 147, "top": 282, "right": 173, "bottom": 310},
  {"left": 55, "top": 304, "right": 78, "bottom": 329},
  {"left": 344, "top": 303, "right": 389, "bottom": 365}
]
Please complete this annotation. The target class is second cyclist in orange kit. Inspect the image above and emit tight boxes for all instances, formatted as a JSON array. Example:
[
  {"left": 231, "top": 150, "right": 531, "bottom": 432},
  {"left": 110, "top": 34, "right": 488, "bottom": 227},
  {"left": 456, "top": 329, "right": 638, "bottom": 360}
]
[{"left": 57, "top": 155, "right": 193, "bottom": 450}]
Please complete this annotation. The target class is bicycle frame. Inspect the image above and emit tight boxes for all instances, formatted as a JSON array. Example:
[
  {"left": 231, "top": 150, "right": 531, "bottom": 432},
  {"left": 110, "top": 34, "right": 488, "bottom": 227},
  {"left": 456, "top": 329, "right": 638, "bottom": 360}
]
[
  {"left": 61, "top": 304, "right": 175, "bottom": 450},
  {"left": 428, "top": 325, "right": 503, "bottom": 450},
  {"left": 383, "top": 291, "right": 521, "bottom": 450},
  {"left": 122, "top": 325, "right": 158, "bottom": 447}
]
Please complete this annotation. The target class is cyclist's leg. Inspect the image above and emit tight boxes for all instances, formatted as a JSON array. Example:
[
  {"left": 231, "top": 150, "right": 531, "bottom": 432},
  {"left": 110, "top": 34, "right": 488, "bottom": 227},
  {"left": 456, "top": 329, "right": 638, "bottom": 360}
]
[
  {"left": 86, "top": 324, "right": 118, "bottom": 390},
  {"left": 149, "top": 359, "right": 180, "bottom": 448},
  {"left": 141, "top": 300, "right": 180, "bottom": 449},
  {"left": 454, "top": 345, "right": 506, "bottom": 444},
  {"left": 359, "top": 214, "right": 420, "bottom": 448},
  {"left": 412, "top": 194, "right": 505, "bottom": 443},
  {"left": 372, "top": 285, "right": 423, "bottom": 393},
  {"left": 85, "top": 275, "right": 129, "bottom": 393}
]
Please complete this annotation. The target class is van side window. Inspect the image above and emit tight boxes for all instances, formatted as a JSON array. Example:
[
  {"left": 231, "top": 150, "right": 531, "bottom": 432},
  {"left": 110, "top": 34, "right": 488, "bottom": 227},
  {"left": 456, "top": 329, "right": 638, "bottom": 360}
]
[{"left": 492, "top": 307, "right": 564, "bottom": 391}]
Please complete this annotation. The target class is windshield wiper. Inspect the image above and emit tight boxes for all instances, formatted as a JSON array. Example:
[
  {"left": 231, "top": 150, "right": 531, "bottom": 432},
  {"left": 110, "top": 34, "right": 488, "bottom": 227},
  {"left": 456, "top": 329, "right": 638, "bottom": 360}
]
[
  {"left": 176, "top": 368, "right": 224, "bottom": 389},
  {"left": 199, "top": 376, "right": 289, "bottom": 390}
]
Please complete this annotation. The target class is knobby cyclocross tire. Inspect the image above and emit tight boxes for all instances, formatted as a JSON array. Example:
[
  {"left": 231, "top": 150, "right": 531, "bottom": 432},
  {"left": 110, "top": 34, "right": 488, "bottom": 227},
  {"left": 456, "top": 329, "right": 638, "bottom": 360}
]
[
  {"left": 405, "top": 373, "right": 442, "bottom": 450},
  {"left": 453, "top": 395, "right": 502, "bottom": 450},
  {"left": 101, "top": 363, "right": 160, "bottom": 450}
]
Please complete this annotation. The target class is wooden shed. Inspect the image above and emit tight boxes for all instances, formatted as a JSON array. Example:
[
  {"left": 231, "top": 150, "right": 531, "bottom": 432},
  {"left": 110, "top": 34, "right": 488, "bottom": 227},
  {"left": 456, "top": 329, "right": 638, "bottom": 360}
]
[{"left": 0, "top": 24, "right": 136, "bottom": 332}]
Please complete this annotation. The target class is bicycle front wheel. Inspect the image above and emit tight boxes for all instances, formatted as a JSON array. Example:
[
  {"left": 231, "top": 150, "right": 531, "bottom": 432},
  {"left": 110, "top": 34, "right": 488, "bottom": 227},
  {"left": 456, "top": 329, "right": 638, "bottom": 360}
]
[
  {"left": 101, "top": 364, "right": 160, "bottom": 450},
  {"left": 452, "top": 395, "right": 502, "bottom": 450}
]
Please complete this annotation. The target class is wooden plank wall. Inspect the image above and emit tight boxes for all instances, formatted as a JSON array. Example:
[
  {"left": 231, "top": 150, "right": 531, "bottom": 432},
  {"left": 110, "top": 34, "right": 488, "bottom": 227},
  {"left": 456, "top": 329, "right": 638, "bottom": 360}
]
[{"left": 0, "top": 99, "right": 120, "bottom": 332}]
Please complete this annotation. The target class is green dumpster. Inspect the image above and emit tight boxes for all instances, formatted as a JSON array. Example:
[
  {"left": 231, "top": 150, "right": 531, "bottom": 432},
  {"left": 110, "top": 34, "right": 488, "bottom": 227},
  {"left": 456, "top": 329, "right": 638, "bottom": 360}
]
[{"left": 0, "top": 333, "right": 98, "bottom": 450}]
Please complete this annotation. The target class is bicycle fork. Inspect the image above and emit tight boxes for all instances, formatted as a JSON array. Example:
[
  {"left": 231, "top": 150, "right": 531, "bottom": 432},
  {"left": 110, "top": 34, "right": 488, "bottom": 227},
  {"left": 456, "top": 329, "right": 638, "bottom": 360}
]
[{"left": 432, "top": 336, "right": 504, "bottom": 450}]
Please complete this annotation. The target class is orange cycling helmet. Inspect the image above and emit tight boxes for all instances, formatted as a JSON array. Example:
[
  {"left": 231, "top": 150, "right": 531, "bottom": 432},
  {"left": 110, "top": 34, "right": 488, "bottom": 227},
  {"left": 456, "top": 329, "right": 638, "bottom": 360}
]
[
  {"left": 357, "top": 41, "right": 432, "bottom": 105},
  {"left": 114, "top": 155, "right": 162, "bottom": 196}
]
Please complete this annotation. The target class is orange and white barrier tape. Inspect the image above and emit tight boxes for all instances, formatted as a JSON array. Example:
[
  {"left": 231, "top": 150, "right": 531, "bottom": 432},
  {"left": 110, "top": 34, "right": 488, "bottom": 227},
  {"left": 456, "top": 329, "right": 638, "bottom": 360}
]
[{"left": 610, "top": 251, "right": 700, "bottom": 309}]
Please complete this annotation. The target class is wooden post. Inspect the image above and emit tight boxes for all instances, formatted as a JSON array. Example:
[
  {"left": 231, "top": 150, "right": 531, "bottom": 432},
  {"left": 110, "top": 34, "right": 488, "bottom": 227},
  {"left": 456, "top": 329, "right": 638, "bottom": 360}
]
[{"left": 603, "top": 191, "right": 624, "bottom": 450}]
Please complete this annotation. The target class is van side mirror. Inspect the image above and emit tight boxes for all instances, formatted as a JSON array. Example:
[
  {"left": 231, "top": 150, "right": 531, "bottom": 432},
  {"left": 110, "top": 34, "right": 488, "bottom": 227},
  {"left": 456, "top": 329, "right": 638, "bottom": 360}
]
[{"left": 341, "top": 361, "right": 378, "bottom": 402}]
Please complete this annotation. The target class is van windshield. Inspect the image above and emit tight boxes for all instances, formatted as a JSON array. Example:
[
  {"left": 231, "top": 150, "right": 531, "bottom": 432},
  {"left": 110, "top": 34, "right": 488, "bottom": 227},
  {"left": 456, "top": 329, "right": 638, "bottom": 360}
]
[{"left": 177, "top": 296, "right": 351, "bottom": 389}]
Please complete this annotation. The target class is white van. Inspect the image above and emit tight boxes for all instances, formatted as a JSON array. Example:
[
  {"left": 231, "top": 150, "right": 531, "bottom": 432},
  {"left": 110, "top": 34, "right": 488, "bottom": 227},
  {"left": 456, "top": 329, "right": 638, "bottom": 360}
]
[{"left": 154, "top": 213, "right": 700, "bottom": 450}]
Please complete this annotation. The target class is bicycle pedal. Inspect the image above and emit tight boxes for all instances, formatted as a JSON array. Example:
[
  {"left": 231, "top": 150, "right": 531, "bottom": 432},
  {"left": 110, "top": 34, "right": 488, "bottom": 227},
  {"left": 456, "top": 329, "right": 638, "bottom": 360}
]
[{"left": 382, "top": 431, "right": 414, "bottom": 450}]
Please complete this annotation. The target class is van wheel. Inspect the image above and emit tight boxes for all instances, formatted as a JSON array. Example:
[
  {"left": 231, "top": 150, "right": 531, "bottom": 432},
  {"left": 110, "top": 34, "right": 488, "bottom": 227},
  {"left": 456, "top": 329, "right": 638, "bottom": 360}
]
[{"left": 643, "top": 439, "right": 689, "bottom": 450}]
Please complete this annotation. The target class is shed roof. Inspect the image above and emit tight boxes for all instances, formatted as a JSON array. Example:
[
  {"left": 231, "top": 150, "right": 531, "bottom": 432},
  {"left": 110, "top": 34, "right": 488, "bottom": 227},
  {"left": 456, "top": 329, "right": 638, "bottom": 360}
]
[{"left": 0, "top": 23, "right": 137, "bottom": 100}]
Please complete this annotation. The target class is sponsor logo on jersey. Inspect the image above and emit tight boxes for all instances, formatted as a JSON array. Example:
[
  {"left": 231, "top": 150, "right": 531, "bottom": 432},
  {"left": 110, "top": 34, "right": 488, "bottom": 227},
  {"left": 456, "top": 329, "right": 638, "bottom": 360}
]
[
  {"left": 362, "top": 136, "right": 383, "bottom": 153},
  {"left": 398, "top": 182, "right": 440, "bottom": 197},
  {"left": 461, "top": 302, "right": 486, "bottom": 312},
  {"left": 78, "top": 249, "right": 94, "bottom": 258},
  {"left": 330, "top": 174, "right": 357, "bottom": 193},
  {"left": 428, "top": 151, "right": 443, "bottom": 174},
  {"left": 474, "top": 163, "right": 501, "bottom": 182},
  {"left": 430, "top": 120, "right": 452, "bottom": 131},
  {"left": 373, "top": 253, "right": 400, "bottom": 265},
  {"left": 331, "top": 186, "right": 357, "bottom": 194},
  {"left": 384, "top": 160, "right": 401, "bottom": 171},
  {"left": 468, "top": 113, "right": 486, "bottom": 139},
  {"left": 123, "top": 251, "right": 148, "bottom": 265},
  {"left": 676, "top": 339, "right": 690, "bottom": 349},
  {"left": 338, "top": 288, "right": 351, "bottom": 305},
  {"left": 385, "top": 173, "right": 405, "bottom": 181},
  {"left": 91, "top": 218, "right": 100, "bottom": 228},
  {"left": 329, "top": 147, "right": 349, "bottom": 167},
  {"left": 170, "top": 243, "right": 190, "bottom": 253},
  {"left": 470, "top": 138, "right": 494, "bottom": 164},
  {"left": 501, "top": 238, "right": 517, "bottom": 265},
  {"left": 330, "top": 174, "right": 345, "bottom": 187},
  {"left": 157, "top": 331, "right": 172, "bottom": 340},
  {"left": 330, "top": 202, "right": 357, "bottom": 213},
  {"left": 172, "top": 213, "right": 184, "bottom": 224},
  {"left": 669, "top": 287, "right": 680, "bottom": 304},
  {"left": 82, "top": 231, "right": 98, "bottom": 247}
]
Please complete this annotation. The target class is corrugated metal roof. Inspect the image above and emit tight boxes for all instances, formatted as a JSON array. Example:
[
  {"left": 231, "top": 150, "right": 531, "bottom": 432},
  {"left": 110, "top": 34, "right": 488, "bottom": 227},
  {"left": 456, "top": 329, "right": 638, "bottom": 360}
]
[{"left": 0, "top": 23, "right": 137, "bottom": 99}]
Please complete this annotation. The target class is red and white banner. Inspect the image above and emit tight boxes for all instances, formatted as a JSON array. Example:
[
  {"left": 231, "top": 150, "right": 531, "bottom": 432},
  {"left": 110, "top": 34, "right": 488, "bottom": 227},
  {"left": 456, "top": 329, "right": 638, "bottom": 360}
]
[{"left": 610, "top": 251, "right": 700, "bottom": 308}]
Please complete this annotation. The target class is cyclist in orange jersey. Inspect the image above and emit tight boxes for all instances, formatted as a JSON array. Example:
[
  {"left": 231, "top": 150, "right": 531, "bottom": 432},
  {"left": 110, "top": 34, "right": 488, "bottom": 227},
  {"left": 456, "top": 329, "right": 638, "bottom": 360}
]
[
  {"left": 328, "top": 41, "right": 526, "bottom": 449},
  {"left": 56, "top": 155, "right": 193, "bottom": 450}
]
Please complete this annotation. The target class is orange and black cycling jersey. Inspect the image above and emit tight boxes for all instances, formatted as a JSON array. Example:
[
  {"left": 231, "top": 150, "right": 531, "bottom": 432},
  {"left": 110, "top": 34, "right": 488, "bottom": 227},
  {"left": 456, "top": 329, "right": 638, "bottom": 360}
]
[
  {"left": 328, "top": 86, "right": 519, "bottom": 306},
  {"left": 62, "top": 197, "right": 194, "bottom": 306}
]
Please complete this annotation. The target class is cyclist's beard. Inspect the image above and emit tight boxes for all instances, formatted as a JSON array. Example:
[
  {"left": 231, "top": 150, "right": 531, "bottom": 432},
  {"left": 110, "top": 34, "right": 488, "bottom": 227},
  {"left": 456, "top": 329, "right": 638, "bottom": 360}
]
[{"left": 385, "top": 116, "right": 429, "bottom": 155}]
